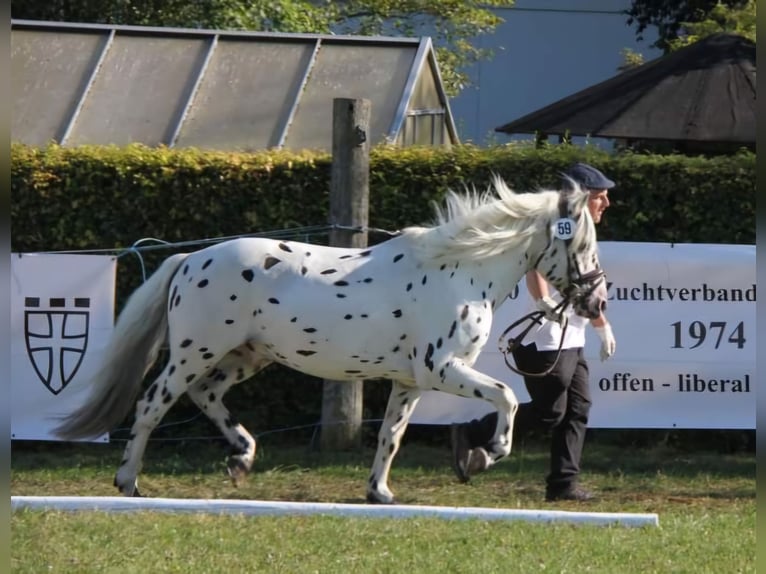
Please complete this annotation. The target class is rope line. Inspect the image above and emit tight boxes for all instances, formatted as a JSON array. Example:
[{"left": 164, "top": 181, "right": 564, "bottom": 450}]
[{"left": 32, "top": 224, "right": 402, "bottom": 259}]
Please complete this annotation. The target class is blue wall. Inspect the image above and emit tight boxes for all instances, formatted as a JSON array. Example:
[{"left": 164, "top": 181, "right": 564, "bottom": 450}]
[{"left": 448, "top": 0, "right": 662, "bottom": 146}]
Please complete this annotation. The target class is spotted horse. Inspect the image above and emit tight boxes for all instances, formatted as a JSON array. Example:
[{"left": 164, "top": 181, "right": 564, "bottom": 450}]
[{"left": 55, "top": 175, "right": 607, "bottom": 504}]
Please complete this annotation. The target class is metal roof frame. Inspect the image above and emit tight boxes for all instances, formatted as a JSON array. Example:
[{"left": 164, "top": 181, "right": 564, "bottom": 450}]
[{"left": 12, "top": 19, "right": 458, "bottom": 149}]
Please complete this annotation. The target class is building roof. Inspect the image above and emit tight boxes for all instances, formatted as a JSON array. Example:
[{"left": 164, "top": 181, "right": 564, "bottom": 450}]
[
  {"left": 12, "top": 19, "right": 458, "bottom": 150},
  {"left": 495, "top": 33, "right": 755, "bottom": 144}
]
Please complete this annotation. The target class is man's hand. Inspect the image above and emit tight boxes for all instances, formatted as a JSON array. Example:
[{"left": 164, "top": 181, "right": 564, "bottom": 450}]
[
  {"left": 594, "top": 323, "right": 616, "bottom": 361},
  {"left": 536, "top": 296, "right": 565, "bottom": 324}
]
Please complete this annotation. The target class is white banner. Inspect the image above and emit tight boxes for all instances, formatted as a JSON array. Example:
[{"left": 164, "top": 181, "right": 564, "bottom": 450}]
[
  {"left": 412, "top": 242, "right": 756, "bottom": 430},
  {"left": 11, "top": 253, "right": 116, "bottom": 441}
]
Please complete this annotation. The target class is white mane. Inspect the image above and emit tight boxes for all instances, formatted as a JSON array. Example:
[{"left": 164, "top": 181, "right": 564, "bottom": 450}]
[{"left": 405, "top": 175, "right": 586, "bottom": 263}]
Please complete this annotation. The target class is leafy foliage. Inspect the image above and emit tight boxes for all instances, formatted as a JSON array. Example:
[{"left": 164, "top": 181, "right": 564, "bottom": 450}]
[
  {"left": 667, "top": 0, "right": 755, "bottom": 50},
  {"left": 10, "top": 0, "right": 516, "bottom": 95},
  {"left": 626, "top": 0, "right": 755, "bottom": 51}
]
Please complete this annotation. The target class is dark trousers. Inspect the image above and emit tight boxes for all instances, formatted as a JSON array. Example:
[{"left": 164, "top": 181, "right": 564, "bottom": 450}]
[{"left": 464, "top": 343, "right": 591, "bottom": 491}]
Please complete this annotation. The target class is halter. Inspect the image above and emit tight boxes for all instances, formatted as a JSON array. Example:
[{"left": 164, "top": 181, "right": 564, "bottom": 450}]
[{"left": 499, "top": 189, "right": 605, "bottom": 378}]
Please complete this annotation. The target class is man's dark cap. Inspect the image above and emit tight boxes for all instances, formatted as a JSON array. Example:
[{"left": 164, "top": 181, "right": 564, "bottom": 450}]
[{"left": 564, "top": 162, "right": 615, "bottom": 191}]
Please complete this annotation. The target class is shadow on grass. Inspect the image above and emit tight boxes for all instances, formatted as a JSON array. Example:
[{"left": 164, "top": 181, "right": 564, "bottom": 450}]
[{"left": 12, "top": 430, "right": 754, "bottom": 481}]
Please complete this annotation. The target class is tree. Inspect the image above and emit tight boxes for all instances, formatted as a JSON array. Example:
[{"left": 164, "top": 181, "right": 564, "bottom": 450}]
[
  {"left": 10, "top": 0, "right": 515, "bottom": 95},
  {"left": 625, "top": 0, "right": 754, "bottom": 51},
  {"left": 621, "top": 0, "right": 755, "bottom": 69}
]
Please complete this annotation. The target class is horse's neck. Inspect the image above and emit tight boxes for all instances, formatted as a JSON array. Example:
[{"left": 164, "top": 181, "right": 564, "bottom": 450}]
[{"left": 460, "top": 242, "right": 534, "bottom": 304}]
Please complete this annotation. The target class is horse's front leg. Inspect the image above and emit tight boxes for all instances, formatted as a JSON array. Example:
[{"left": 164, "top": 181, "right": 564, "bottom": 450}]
[
  {"left": 366, "top": 381, "right": 422, "bottom": 504},
  {"left": 437, "top": 359, "right": 519, "bottom": 473}
]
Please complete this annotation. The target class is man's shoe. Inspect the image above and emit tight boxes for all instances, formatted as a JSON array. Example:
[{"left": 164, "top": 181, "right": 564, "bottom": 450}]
[
  {"left": 450, "top": 424, "right": 472, "bottom": 483},
  {"left": 545, "top": 486, "right": 595, "bottom": 502}
]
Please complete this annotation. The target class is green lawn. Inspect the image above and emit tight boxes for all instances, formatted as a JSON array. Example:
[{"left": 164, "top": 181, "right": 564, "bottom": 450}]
[{"left": 11, "top": 438, "right": 755, "bottom": 573}]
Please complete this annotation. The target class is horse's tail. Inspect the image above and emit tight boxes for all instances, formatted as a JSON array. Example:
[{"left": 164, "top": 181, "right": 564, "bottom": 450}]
[{"left": 54, "top": 253, "right": 189, "bottom": 440}]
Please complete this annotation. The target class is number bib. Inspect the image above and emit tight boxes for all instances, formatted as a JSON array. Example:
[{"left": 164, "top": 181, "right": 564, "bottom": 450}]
[{"left": 553, "top": 218, "right": 576, "bottom": 240}]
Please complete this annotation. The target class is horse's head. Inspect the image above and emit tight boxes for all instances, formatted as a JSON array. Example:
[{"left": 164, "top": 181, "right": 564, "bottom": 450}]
[{"left": 533, "top": 187, "right": 607, "bottom": 319}]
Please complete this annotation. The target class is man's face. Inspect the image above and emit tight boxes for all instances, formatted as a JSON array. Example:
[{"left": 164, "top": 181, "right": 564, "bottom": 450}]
[{"left": 587, "top": 189, "right": 610, "bottom": 224}]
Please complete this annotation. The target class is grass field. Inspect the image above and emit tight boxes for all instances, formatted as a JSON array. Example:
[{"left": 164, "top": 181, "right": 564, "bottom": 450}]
[{"left": 11, "top": 436, "right": 755, "bottom": 573}]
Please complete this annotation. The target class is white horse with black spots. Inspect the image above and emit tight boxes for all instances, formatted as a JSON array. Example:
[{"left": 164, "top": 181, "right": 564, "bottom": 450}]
[{"left": 55, "top": 176, "right": 607, "bottom": 504}]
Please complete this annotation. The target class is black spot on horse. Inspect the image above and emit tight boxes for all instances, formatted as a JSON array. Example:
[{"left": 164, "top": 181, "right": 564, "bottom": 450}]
[
  {"left": 268, "top": 298, "right": 280, "bottom": 304},
  {"left": 422, "top": 275, "right": 427, "bottom": 285},
  {"left": 180, "top": 339, "right": 193, "bottom": 348},
  {"left": 185, "top": 374, "right": 196, "bottom": 383},
  {"left": 363, "top": 277, "right": 373, "bottom": 283},
  {"left": 393, "top": 254, "right": 404, "bottom": 262},
  {"left": 278, "top": 242, "right": 293, "bottom": 252},
  {"left": 146, "top": 383, "right": 158, "bottom": 402},
  {"left": 202, "top": 352, "right": 214, "bottom": 360},
  {"left": 448, "top": 321, "right": 457, "bottom": 338},
  {"left": 301, "top": 266, "right": 308, "bottom": 276},
  {"left": 321, "top": 268, "right": 337, "bottom": 275},
  {"left": 473, "top": 389, "right": 483, "bottom": 399},
  {"left": 230, "top": 294, "right": 237, "bottom": 301},
  {"left": 183, "top": 265, "right": 189, "bottom": 275},
  {"left": 264, "top": 256, "right": 281, "bottom": 270},
  {"left": 406, "top": 282, "right": 412, "bottom": 292},
  {"left": 436, "top": 337, "right": 443, "bottom": 348},
  {"left": 225, "top": 319, "right": 234, "bottom": 325},
  {"left": 461, "top": 305, "right": 469, "bottom": 320},
  {"left": 197, "top": 279, "right": 209, "bottom": 288},
  {"left": 296, "top": 350, "right": 316, "bottom": 356},
  {"left": 344, "top": 314, "right": 353, "bottom": 320},
  {"left": 334, "top": 280, "right": 349, "bottom": 287},
  {"left": 242, "top": 269, "right": 254, "bottom": 282},
  {"left": 202, "top": 259, "right": 213, "bottom": 270},
  {"left": 392, "top": 309, "right": 402, "bottom": 318},
  {"left": 424, "top": 343, "right": 434, "bottom": 372},
  {"left": 208, "top": 392, "right": 216, "bottom": 402},
  {"left": 359, "top": 250, "right": 372, "bottom": 257},
  {"left": 304, "top": 327, "right": 317, "bottom": 333}
]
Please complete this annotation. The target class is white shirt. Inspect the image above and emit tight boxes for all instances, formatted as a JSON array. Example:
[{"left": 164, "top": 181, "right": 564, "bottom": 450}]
[{"left": 524, "top": 291, "right": 588, "bottom": 351}]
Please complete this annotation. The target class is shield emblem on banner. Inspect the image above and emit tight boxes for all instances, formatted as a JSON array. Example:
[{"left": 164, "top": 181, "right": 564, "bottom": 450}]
[{"left": 24, "top": 297, "right": 90, "bottom": 395}]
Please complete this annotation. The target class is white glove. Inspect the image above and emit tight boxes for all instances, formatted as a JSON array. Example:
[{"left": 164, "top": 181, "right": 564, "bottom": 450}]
[
  {"left": 536, "top": 296, "right": 564, "bottom": 324},
  {"left": 594, "top": 322, "right": 616, "bottom": 361}
]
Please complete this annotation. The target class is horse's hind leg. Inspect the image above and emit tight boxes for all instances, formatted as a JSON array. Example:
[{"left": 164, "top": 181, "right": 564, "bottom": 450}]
[
  {"left": 367, "top": 381, "right": 422, "bottom": 504},
  {"left": 187, "top": 346, "right": 272, "bottom": 485},
  {"left": 114, "top": 360, "right": 194, "bottom": 496},
  {"left": 114, "top": 344, "right": 231, "bottom": 496}
]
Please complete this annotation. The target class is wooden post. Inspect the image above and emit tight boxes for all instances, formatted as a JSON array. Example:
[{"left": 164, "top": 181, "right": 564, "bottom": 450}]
[{"left": 320, "top": 98, "right": 370, "bottom": 451}]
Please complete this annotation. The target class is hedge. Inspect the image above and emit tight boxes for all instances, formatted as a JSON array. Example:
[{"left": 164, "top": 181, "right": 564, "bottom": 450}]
[{"left": 10, "top": 142, "right": 756, "bottom": 442}]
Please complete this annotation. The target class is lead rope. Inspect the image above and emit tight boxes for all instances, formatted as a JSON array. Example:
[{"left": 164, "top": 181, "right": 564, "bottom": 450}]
[{"left": 498, "top": 298, "right": 571, "bottom": 378}]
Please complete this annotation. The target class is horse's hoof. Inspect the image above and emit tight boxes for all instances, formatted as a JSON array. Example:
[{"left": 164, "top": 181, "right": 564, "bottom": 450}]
[
  {"left": 227, "top": 457, "right": 250, "bottom": 486},
  {"left": 366, "top": 492, "right": 395, "bottom": 505},
  {"left": 467, "top": 447, "right": 491, "bottom": 476}
]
